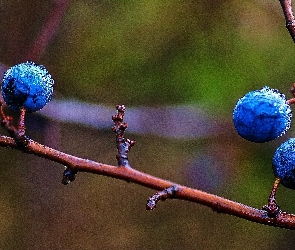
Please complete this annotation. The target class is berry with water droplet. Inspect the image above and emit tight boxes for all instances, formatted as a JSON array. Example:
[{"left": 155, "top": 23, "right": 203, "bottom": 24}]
[
  {"left": 233, "top": 86, "right": 292, "bottom": 143},
  {"left": 1, "top": 61, "right": 54, "bottom": 112},
  {"left": 273, "top": 138, "right": 295, "bottom": 189}
]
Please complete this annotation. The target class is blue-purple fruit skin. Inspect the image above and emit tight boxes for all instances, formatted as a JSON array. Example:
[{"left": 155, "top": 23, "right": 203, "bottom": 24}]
[
  {"left": 1, "top": 61, "right": 54, "bottom": 112},
  {"left": 233, "top": 86, "right": 292, "bottom": 143},
  {"left": 273, "top": 138, "right": 295, "bottom": 189}
]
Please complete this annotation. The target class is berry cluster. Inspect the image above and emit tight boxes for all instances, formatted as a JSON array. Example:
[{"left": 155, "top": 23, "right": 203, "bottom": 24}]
[{"left": 233, "top": 86, "right": 295, "bottom": 189}]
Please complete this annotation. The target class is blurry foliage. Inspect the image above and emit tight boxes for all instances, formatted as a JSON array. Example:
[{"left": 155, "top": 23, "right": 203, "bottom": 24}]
[
  {"left": 1, "top": 0, "right": 295, "bottom": 249},
  {"left": 46, "top": 0, "right": 295, "bottom": 113},
  {"left": 1, "top": 0, "right": 295, "bottom": 112}
]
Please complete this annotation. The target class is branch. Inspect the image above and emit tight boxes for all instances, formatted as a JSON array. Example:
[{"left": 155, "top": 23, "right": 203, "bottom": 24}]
[
  {"left": 0, "top": 105, "right": 295, "bottom": 230},
  {"left": 280, "top": 0, "right": 295, "bottom": 43}
]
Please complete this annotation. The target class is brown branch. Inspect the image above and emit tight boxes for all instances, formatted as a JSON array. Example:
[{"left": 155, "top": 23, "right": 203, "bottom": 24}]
[
  {"left": 2, "top": 0, "right": 295, "bottom": 230},
  {"left": 0, "top": 97, "right": 294, "bottom": 229},
  {"left": 0, "top": 134, "right": 295, "bottom": 229},
  {"left": 279, "top": 0, "right": 295, "bottom": 43}
]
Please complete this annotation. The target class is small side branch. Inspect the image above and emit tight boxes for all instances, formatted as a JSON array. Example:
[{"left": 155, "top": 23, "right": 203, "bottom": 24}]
[
  {"left": 146, "top": 185, "right": 177, "bottom": 210},
  {"left": 62, "top": 166, "right": 77, "bottom": 185},
  {"left": 279, "top": 0, "right": 295, "bottom": 43},
  {"left": 262, "top": 178, "right": 281, "bottom": 217},
  {"left": 112, "top": 105, "right": 135, "bottom": 167}
]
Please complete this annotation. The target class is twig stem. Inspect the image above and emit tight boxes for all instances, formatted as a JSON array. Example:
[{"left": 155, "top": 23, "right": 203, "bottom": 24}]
[
  {"left": 17, "top": 108, "right": 26, "bottom": 137},
  {"left": 279, "top": 0, "right": 295, "bottom": 43}
]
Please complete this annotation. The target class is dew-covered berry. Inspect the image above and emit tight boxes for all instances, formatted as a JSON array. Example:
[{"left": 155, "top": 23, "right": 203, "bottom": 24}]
[
  {"left": 272, "top": 138, "right": 295, "bottom": 189},
  {"left": 233, "top": 86, "right": 292, "bottom": 143},
  {"left": 1, "top": 61, "right": 54, "bottom": 112}
]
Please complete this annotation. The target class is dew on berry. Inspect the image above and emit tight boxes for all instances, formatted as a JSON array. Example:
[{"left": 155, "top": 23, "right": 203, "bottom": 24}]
[
  {"left": 1, "top": 61, "right": 54, "bottom": 112},
  {"left": 233, "top": 86, "right": 292, "bottom": 143},
  {"left": 273, "top": 138, "right": 295, "bottom": 189}
]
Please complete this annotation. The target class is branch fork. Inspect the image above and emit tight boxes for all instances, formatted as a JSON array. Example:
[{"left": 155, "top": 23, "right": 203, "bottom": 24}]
[{"left": 0, "top": 105, "right": 29, "bottom": 147}]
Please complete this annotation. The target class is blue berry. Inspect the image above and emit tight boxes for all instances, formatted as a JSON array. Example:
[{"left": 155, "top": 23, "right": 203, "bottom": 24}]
[
  {"left": 233, "top": 86, "right": 292, "bottom": 143},
  {"left": 1, "top": 61, "right": 54, "bottom": 112},
  {"left": 272, "top": 138, "right": 295, "bottom": 189}
]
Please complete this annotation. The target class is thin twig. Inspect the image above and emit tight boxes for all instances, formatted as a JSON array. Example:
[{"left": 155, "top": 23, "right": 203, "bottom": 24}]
[
  {"left": 262, "top": 178, "right": 281, "bottom": 217},
  {"left": 279, "top": 0, "right": 295, "bottom": 43},
  {"left": 112, "top": 105, "right": 135, "bottom": 167},
  {"left": 146, "top": 185, "right": 177, "bottom": 210}
]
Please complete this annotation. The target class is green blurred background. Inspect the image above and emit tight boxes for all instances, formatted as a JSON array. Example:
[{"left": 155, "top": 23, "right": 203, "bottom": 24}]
[{"left": 1, "top": 0, "right": 295, "bottom": 249}]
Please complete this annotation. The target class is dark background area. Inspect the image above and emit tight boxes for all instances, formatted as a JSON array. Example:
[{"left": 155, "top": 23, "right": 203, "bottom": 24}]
[{"left": 1, "top": 0, "right": 295, "bottom": 249}]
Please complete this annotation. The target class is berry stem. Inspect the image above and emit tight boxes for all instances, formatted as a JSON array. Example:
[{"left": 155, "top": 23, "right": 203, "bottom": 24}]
[
  {"left": 269, "top": 177, "right": 280, "bottom": 201},
  {"left": 17, "top": 108, "right": 27, "bottom": 138},
  {"left": 287, "top": 98, "right": 295, "bottom": 105},
  {"left": 263, "top": 178, "right": 281, "bottom": 217}
]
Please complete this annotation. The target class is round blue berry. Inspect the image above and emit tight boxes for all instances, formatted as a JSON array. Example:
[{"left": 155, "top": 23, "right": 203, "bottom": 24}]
[
  {"left": 273, "top": 138, "right": 295, "bottom": 189},
  {"left": 233, "top": 86, "right": 292, "bottom": 143},
  {"left": 1, "top": 61, "right": 54, "bottom": 112}
]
